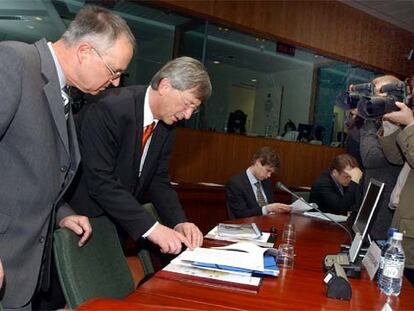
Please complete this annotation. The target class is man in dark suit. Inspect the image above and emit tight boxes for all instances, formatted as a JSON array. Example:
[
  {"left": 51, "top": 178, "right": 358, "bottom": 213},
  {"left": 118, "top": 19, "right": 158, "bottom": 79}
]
[
  {"left": 68, "top": 56, "right": 212, "bottom": 254},
  {"left": 0, "top": 5, "right": 135, "bottom": 310},
  {"left": 226, "top": 147, "right": 291, "bottom": 219},
  {"left": 309, "top": 154, "right": 362, "bottom": 215}
]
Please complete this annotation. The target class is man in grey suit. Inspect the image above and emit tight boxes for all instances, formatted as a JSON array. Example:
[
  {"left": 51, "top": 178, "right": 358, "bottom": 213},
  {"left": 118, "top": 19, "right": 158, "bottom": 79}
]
[{"left": 0, "top": 5, "right": 135, "bottom": 310}]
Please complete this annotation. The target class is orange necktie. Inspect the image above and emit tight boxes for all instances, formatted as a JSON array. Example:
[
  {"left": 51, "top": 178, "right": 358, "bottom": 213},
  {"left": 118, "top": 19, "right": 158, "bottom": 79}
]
[{"left": 141, "top": 122, "right": 155, "bottom": 151}]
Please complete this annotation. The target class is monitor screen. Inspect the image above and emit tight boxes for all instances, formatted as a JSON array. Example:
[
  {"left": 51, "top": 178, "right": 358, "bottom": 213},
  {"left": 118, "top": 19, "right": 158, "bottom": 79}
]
[
  {"left": 297, "top": 124, "right": 313, "bottom": 142},
  {"left": 349, "top": 179, "right": 384, "bottom": 262},
  {"left": 352, "top": 179, "right": 384, "bottom": 236}
]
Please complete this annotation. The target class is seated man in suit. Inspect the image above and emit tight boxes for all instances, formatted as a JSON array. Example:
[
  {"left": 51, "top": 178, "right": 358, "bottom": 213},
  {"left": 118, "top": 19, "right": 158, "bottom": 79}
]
[
  {"left": 226, "top": 146, "right": 291, "bottom": 218},
  {"left": 309, "top": 154, "right": 362, "bottom": 215},
  {"left": 68, "top": 56, "right": 212, "bottom": 255}
]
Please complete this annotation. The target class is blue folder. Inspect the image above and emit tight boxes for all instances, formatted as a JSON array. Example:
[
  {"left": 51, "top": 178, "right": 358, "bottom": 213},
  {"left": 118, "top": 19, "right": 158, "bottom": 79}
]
[{"left": 192, "top": 255, "right": 279, "bottom": 277}]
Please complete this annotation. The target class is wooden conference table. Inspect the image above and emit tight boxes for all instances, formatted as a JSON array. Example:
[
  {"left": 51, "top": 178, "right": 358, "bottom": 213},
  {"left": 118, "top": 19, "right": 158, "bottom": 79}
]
[{"left": 77, "top": 213, "right": 414, "bottom": 310}]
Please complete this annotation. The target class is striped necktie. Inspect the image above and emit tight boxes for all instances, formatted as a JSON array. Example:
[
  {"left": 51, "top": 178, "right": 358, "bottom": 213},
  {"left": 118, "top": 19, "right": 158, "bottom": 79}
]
[
  {"left": 255, "top": 181, "right": 267, "bottom": 207},
  {"left": 61, "top": 87, "right": 71, "bottom": 120},
  {"left": 141, "top": 122, "right": 155, "bottom": 151}
]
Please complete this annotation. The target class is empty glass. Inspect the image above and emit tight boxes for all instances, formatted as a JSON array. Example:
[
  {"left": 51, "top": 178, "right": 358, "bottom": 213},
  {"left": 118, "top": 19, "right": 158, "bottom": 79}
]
[
  {"left": 277, "top": 243, "right": 295, "bottom": 269},
  {"left": 282, "top": 223, "right": 296, "bottom": 244}
]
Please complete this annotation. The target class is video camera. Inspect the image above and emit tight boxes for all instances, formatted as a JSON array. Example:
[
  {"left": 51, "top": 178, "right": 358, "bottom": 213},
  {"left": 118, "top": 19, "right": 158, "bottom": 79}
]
[
  {"left": 336, "top": 83, "right": 373, "bottom": 110},
  {"left": 336, "top": 81, "right": 413, "bottom": 120}
]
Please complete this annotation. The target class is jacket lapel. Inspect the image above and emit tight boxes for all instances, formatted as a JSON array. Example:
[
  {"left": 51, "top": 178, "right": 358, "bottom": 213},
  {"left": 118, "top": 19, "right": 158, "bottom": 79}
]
[
  {"left": 35, "top": 39, "right": 69, "bottom": 155},
  {"left": 139, "top": 124, "right": 168, "bottom": 185},
  {"left": 242, "top": 172, "right": 259, "bottom": 207}
]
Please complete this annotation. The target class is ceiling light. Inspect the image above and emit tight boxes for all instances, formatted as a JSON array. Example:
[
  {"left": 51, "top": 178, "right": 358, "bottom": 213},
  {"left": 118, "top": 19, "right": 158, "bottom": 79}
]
[
  {"left": 251, "top": 79, "right": 257, "bottom": 82},
  {"left": 213, "top": 60, "right": 220, "bottom": 64},
  {"left": 26, "top": 25, "right": 35, "bottom": 29}
]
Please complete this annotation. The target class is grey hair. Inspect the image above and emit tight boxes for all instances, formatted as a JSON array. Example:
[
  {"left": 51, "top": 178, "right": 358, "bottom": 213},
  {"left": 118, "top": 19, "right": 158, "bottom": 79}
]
[
  {"left": 61, "top": 5, "right": 135, "bottom": 52},
  {"left": 150, "top": 56, "right": 212, "bottom": 101}
]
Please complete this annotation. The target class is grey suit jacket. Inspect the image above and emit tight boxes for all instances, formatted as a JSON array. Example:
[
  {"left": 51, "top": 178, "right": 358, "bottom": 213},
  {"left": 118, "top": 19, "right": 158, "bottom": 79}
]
[{"left": 0, "top": 39, "right": 80, "bottom": 308}]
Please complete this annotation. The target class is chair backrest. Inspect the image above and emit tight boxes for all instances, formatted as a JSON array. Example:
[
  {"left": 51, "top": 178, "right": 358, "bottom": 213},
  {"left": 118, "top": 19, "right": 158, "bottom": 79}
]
[
  {"left": 53, "top": 216, "right": 135, "bottom": 309},
  {"left": 291, "top": 191, "right": 311, "bottom": 203},
  {"left": 226, "top": 203, "right": 236, "bottom": 220},
  {"left": 137, "top": 203, "right": 159, "bottom": 276}
]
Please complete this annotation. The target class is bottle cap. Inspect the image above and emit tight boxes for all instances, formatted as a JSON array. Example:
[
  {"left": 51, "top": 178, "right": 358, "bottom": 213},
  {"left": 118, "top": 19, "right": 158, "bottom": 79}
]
[{"left": 393, "top": 232, "right": 403, "bottom": 240}]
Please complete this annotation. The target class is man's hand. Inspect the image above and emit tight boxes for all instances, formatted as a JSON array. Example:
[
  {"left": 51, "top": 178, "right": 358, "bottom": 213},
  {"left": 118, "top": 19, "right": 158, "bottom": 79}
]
[
  {"left": 147, "top": 224, "right": 192, "bottom": 254},
  {"left": 59, "top": 215, "right": 92, "bottom": 247},
  {"left": 344, "top": 167, "right": 363, "bottom": 184},
  {"left": 266, "top": 203, "right": 291, "bottom": 213},
  {"left": 174, "top": 222, "right": 203, "bottom": 249},
  {"left": 384, "top": 101, "right": 414, "bottom": 126},
  {"left": 0, "top": 259, "right": 4, "bottom": 289}
]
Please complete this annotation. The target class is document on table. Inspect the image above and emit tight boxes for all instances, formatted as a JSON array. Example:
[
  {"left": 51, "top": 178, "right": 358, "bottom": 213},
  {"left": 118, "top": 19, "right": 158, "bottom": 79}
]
[
  {"left": 291, "top": 198, "right": 313, "bottom": 213},
  {"left": 205, "top": 225, "right": 273, "bottom": 247},
  {"left": 304, "top": 211, "right": 348, "bottom": 222},
  {"left": 163, "top": 258, "right": 262, "bottom": 287},
  {"left": 180, "top": 242, "right": 267, "bottom": 271}
]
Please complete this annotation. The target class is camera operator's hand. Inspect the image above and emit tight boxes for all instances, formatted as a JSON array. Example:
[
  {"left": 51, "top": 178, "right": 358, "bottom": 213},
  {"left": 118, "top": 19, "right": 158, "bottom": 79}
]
[{"left": 383, "top": 101, "right": 414, "bottom": 126}]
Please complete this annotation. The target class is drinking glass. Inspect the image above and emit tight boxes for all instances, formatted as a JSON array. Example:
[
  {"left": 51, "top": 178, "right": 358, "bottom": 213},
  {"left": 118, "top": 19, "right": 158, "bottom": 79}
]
[{"left": 277, "top": 243, "right": 295, "bottom": 269}]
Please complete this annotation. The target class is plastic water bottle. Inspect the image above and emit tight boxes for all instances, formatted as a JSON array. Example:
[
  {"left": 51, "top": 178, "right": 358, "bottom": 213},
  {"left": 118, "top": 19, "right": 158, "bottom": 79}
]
[
  {"left": 379, "top": 232, "right": 405, "bottom": 296},
  {"left": 377, "top": 227, "right": 398, "bottom": 286}
]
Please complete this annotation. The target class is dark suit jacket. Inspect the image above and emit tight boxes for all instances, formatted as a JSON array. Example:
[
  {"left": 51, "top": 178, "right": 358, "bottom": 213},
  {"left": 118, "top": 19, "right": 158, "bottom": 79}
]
[
  {"left": 67, "top": 85, "right": 186, "bottom": 241},
  {"left": 0, "top": 39, "right": 79, "bottom": 308},
  {"left": 309, "top": 171, "right": 359, "bottom": 215},
  {"left": 226, "top": 171, "right": 274, "bottom": 218}
]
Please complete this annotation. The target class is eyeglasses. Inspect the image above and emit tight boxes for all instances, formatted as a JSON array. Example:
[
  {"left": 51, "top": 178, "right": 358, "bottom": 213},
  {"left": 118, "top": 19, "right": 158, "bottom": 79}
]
[
  {"left": 91, "top": 47, "right": 123, "bottom": 81},
  {"left": 177, "top": 90, "right": 201, "bottom": 114}
]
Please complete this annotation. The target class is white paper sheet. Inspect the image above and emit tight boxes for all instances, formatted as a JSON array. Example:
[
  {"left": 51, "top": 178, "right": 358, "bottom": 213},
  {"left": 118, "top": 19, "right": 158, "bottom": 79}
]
[
  {"left": 291, "top": 198, "right": 313, "bottom": 213},
  {"left": 180, "top": 243, "right": 264, "bottom": 271}
]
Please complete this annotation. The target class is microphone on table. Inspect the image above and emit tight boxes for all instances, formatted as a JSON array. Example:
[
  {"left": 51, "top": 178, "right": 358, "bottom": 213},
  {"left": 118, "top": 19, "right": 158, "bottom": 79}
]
[{"left": 275, "top": 182, "right": 353, "bottom": 243}]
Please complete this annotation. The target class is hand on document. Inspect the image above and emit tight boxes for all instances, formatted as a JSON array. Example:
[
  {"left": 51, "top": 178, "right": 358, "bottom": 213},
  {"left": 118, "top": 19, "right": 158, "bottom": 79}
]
[
  {"left": 148, "top": 223, "right": 192, "bottom": 254},
  {"left": 266, "top": 203, "right": 291, "bottom": 213},
  {"left": 174, "top": 222, "right": 204, "bottom": 249}
]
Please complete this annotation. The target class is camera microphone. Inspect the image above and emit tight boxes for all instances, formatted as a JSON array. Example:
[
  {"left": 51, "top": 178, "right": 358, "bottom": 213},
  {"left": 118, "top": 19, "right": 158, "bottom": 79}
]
[{"left": 276, "top": 182, "right": 353, "bottom": 243}]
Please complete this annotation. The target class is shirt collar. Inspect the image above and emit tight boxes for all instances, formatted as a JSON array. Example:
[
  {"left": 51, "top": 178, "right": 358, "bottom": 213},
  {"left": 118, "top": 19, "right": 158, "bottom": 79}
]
[
  {"left": 47, "top": 42, "right": 65, "bottom": 90},
  {"left": 246, "top": 168, "right": 260, "bottom": 186},
  {"left": 144, "top": 86, "right": 159, "bottom": 128}
]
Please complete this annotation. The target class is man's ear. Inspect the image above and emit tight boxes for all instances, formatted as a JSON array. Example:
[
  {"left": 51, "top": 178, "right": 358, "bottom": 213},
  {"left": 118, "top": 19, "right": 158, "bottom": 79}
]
[
  {"left": 331, "top": 169, "right": 339, "bottom": 178},
  {"left": 158, "top": 78, "right": 171, "bottom": 96},
  {"left": 77, "top": 42, "right": 93, "bottom": 63}
]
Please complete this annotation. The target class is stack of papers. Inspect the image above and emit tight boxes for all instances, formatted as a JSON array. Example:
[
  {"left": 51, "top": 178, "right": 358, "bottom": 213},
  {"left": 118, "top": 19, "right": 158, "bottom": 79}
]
[
  {"left": 205, "top": 225, "right": 274, "bottom": 247},
  {"left": 217, "top": 223, "right": 262, "bottom": 239},
  {"left": 162, "top": 242, "right": 279, "bottom": 290}
]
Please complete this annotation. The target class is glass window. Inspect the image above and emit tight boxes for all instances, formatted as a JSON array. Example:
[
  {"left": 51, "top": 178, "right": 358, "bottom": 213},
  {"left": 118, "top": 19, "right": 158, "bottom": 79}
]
[{"left": 0, "top": 0, "right": 384, "bottom": 145}]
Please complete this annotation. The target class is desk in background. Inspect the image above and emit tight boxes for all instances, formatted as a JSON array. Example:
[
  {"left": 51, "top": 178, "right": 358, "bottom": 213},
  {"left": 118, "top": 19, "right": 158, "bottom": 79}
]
[{"left": 81, "top": 213, "right": 414, "bottom": 310}]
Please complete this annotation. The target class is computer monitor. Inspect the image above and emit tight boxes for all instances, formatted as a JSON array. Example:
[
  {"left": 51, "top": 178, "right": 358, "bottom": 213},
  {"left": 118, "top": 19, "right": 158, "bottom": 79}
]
[
  {"left": 349, "top": 179, "right": 384, "bottom": 262},
  {"left": 297, "top": 124, "right": 313, "bottom": 142}
]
